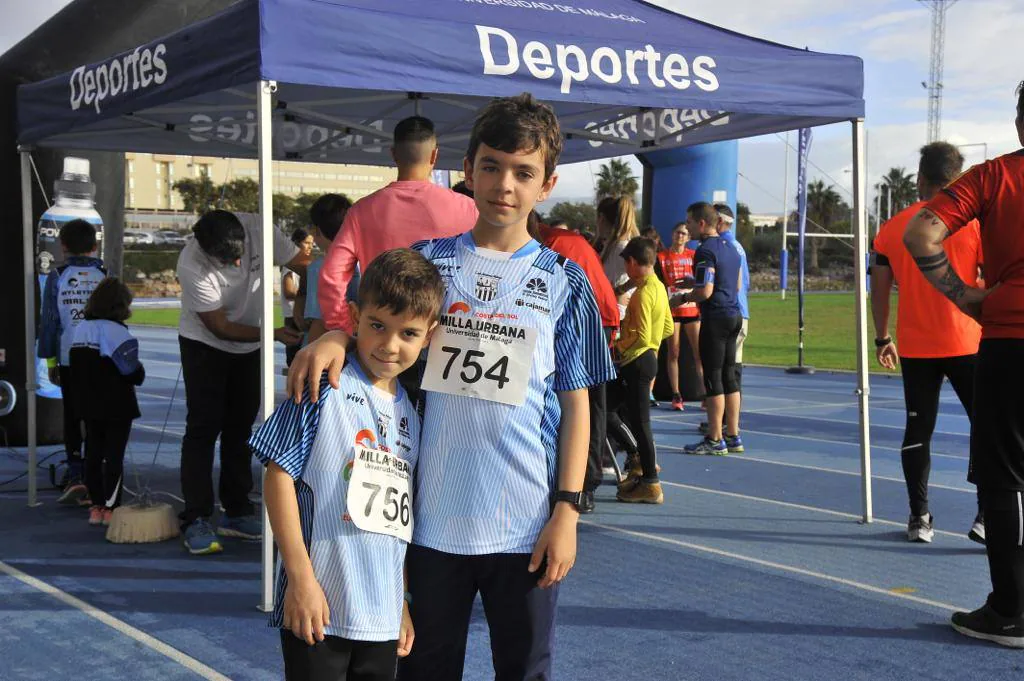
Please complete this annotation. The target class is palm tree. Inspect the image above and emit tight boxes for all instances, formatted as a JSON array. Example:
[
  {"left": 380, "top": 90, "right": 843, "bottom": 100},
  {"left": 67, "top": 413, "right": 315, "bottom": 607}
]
[
  {"left": 595, "top": 159, "right": 639, "bottom": 200},
  {"left": 875, "top": 167, "right": 917, "bottom": 221},
  {"left": 805, "top": 179, "right": 843, "bottom": 274}
]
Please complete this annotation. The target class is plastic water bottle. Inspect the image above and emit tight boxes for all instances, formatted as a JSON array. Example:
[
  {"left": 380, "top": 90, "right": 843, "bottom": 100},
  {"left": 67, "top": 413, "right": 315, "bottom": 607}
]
[{"left": 35, "top": 157, "right": 104, "bottom": 399}]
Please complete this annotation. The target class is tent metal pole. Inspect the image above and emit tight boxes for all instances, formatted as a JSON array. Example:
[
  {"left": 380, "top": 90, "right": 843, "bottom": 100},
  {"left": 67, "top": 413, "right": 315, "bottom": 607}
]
[
  {"left": 851, "top": 118, "right": 873, "bottom": 523},
  {"left": 257, "top": 79, "right": 277, "bottom": 612},
  {"left": 781, "top": 133, "right": 790, "bottom": 300},
  {"left": 20, "top": 150, "right": 40, "bottom": 508}
]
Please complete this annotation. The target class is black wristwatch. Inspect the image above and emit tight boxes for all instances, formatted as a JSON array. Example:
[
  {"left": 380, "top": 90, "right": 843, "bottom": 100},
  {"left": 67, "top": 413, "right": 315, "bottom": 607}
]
[
  {"left": 553, "top": 490, "right": 584, "bottom": 512},
  {"left": 874, "top": 337, "right": 893, "bottom": 348}
]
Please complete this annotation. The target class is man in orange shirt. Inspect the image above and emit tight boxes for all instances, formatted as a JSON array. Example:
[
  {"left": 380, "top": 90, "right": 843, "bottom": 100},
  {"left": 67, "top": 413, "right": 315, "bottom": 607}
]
[
  {"left": 903, "top": 82, "right": 1024, "bottom": 648},
  {"left": 872, "top": 142, "right": 983, "bottom": 544}
]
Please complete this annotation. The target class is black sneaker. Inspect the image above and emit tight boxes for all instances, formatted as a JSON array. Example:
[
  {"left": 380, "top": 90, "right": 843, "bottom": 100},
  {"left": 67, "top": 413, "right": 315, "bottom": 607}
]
[
  {"left": 907, "top": 514, "right": 934, "bottom": 543},
  {"left": 968, "top": 514, "right": 986, "bottom": 545},
  {"left": 951, "top": 604, "right": 1024, "bottom": 648},
  {"left": 579, "top": 490, "right": 595, "bottom": 515}
]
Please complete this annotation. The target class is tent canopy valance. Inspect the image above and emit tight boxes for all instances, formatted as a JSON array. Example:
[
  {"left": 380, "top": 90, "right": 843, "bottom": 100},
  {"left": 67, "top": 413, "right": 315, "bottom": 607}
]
[{"left": 16, "top": 0, "right": 864, "bottom": 168}]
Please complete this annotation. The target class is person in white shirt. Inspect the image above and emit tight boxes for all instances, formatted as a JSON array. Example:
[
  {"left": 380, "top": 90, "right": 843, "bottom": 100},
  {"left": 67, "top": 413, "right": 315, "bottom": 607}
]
[{"left": 175, "top": 210, "right": 307, "bottom": 555}]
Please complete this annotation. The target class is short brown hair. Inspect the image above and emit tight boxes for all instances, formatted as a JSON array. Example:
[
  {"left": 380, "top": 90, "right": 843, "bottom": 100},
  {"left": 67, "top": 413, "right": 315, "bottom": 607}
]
[
  {"left": 358, "top": 248, "right": 445, "bottom": 321},
  {"left": 687, "top": 201, "right": 719, "bottom": 227},
  {"left": 918, "top": 142, "right": 964, "bottom": 188},
  {"left": 466, "top": 93, "right": 562, "bottom": 180},
  {"left": 620, "top": 236, "right": 657, "bottom": 267},
  {"left": 84, "top": 277, "right": 133, "bottom": 322}
]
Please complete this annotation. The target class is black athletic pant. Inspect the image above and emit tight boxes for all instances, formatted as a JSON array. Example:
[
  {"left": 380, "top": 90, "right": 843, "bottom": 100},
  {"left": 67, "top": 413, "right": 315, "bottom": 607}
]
[
  {"left": 178, "top": 336, "right": 261, "bottom": 528},
  {"left": 280, "top": 630, "right": 398, "bottom": 681},
  {"left": 899, "top": 354, "right": 978, "bottom": 517},
  {"left": 584, "top": 327, "right": 615, "bottom": 492},
  {"left": 58, "top": 365, "right": 84, "bottom": 468},
  {"left": 84, "top": 419, "right": 131, "bottom": 509},
  {"left": 972, "top": 339, "right": 1024, "bottom": 619},
  {"left": 699, "top": 315, "right": 742, "bottom": 397},
  {"left": 619, "top": 350, "right": 659, "bottom": 482},
  {"left": 398, "top": 545, "right": 558, "bottom": 681}
]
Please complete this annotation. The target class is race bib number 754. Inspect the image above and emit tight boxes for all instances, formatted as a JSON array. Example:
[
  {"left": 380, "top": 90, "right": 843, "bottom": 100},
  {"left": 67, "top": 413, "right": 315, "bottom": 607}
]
[{"left": 421, "top": 318, "right": 537, "bottom": 406}]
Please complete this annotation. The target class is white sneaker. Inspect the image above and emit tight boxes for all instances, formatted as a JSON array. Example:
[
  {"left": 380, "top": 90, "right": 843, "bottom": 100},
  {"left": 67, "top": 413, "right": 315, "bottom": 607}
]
[
  {"left": 908, "top": 514, "right": 934, "bottom": 543},
  {"left": 968, "top": 518, "right": 986, "bottom": 545}
]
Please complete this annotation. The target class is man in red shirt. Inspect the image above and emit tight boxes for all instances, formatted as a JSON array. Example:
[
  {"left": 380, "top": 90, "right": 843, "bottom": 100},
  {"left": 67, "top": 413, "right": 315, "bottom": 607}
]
[
  {"left": 872, "top": 142, "right": 983, "bottom": 544},
  {"left": 540, "top": 218, "right": 619, "bottom": 512},
  {"left": 903, "top": 83, "right": 1024, "bottom": 648}
]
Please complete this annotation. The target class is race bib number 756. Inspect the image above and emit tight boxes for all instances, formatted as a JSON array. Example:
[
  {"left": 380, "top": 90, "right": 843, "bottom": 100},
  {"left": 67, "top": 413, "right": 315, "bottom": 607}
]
[
  {"left": 346, "top": 445, "right": 413, "bottom": 542},
  {"left": 421, "top": 318, "right": 537, "bottom": 406}
]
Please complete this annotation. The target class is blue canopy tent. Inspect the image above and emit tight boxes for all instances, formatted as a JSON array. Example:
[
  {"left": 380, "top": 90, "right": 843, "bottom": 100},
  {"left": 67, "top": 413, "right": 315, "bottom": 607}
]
[{"left": 16, "top": 0, "right": 871, "bottom": 610}]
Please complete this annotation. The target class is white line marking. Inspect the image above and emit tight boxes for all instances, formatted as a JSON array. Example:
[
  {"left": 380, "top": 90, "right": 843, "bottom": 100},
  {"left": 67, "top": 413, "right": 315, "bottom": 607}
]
[
  {"left": 650, "top": 479, "right": 971, "bottom": 538},
  {"left": 651, "top": 417, "right": 969, "bottom": 461},
  {"left": 582, "top": 520, "right": 968, "bottom": 613},
  {"left": 0, "top": 560, "right": 232, "bottom": 680}
]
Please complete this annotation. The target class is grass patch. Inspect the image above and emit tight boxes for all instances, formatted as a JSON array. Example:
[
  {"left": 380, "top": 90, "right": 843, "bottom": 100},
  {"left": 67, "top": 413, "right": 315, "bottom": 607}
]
[
  {"left": 131, "top": 308, "right": 285, "bottom": 329},
  {"left": 129, "top": 293, "right": 889, "bottom": 373},
  {"left": 745, "top": 292, "right": 893, "bottom": 373}
]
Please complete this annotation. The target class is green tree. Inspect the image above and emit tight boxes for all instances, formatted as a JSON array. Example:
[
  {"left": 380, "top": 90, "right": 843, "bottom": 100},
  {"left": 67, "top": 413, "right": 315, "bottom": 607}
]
[
  {"left": 547, "top": 201, "right": 598, "bottom": 233},
  {"left": 805, "top": 179, "right": 843, "bottom": 274},
  {"left": 595, "top": 159, "right": 639, "bottom": 200},
  {"left": 735, "top": 202, "right": 755, "bottom": 253},
  {"left": 172, "top": 175, "right": 218, "bottom": 214},
  {"left": 220, "top": 178, "right": 261, "bottom": 213},
  {"left": 876, "top": 167, "right": 917, "bottom": 222}
]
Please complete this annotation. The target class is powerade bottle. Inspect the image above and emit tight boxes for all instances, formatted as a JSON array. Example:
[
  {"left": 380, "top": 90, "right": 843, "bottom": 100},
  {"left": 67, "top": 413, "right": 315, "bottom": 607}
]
[{"left": 35, "top": 157, "right": 104, "bottom": 399}]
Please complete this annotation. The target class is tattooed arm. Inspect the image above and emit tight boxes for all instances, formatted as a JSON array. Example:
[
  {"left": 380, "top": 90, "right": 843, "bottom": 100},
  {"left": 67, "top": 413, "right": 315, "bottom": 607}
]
[{"left": 903, "top": 208, "right": 990, "bottom": 320}]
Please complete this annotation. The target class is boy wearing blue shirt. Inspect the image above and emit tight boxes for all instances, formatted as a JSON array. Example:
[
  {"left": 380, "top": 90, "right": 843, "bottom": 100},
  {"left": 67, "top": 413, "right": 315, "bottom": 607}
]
[
  {"left": 38, "top": 219, "right": 106, "bottom": 505},
  {"left": 250, "top": 249, "right": 444, "bottom": 681},
  {"left": 289, "top": 94, "right": 615, "bottom": 681}
]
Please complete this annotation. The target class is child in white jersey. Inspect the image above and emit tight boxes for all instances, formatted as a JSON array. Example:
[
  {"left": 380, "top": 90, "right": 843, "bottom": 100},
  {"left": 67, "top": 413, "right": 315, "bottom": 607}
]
[
  {"left": 68, "top": 278, "right": 145, "bottom": 527},
  {"left": 251, "top": 249, "right": 444, "bottom": 681},
  {"left": 38, "top": 219, "right": 106, "bottom": 505}
]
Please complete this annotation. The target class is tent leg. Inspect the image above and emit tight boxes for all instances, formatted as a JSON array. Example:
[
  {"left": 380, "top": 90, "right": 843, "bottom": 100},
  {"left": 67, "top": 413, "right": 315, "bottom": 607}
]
[
  {"left": 851, "top": 119, "right": 872, "bottom": 524},
  {"left": 257, "top": 80, "right": 277, "bottom": 612},
  {"left": 21, "top": 150, "right": 40, "bottom": 508}
]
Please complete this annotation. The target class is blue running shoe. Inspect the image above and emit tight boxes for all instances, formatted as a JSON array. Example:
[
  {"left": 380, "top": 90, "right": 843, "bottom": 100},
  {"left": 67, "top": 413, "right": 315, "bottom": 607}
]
[
  {"left": 683, "top": 437, "right": 727, "bottom": 456},
  {"left": 183, "top": 519, "right": 223, "bottom": 555},
  {"left": 218, "top": 515, "right": 263, "bottom": 540},
  {"left": 725, "top": 434, "right": 745, "bottom": 454}
]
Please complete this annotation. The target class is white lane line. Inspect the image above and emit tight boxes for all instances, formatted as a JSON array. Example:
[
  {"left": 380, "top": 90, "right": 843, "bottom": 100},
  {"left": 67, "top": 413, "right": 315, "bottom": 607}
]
[
  {"left": 649, "top": 480, "right": 968, "bottom": 539},
  {"left": 581, "top": 520, "right": 969, "bottom": 613},
  {"left": 657, "top": 444, "right": 974, "bottom": 494},
  {"left": 134, "top": 423, "right": 184, "bottom": 438},
  {"left": 0, "top": 560, "right": 232, "bottom": 681},
  {"left": 651, "top": 416, "right": 969, "bottom": 461}
]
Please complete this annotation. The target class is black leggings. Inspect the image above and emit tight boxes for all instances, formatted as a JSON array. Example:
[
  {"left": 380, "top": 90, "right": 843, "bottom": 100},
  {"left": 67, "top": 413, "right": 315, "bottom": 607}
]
[
  {"left": 899, "top": 355, "right": 978, "bottom": 517},
  {"left": 699, "top": 315, "right": 742, "bottom": 397},
  {"left": 84, "top": 419, "right": 132, "bottom": 509},
  {"left": 619, "top": 350, "right": 659, "bottom": 482}
]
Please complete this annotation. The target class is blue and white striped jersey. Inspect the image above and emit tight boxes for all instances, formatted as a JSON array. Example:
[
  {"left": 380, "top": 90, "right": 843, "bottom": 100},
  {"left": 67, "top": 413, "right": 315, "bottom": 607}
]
[
  {"left": 413, "top": 233, "right": 615, "bottom": 555},
  {"left": 249, "top": 361, "right": 420, "bottom": 642}
]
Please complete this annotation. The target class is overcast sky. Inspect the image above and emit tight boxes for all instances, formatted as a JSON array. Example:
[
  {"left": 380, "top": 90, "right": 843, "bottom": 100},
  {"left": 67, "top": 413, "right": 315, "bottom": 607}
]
[{"left": 4, "top": 0, "right": 1022, "bottom": 214}]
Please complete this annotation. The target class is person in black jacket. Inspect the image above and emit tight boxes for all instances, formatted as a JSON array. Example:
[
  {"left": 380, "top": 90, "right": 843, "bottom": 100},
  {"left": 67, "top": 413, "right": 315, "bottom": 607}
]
[{"left": 69, "top": 278, "right": 145, "bottom": 527}]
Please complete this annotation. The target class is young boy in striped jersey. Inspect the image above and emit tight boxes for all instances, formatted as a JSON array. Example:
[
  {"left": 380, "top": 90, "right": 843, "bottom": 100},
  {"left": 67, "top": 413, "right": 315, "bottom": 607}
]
[
  {"left": 250, "top": 249, "right": 445, "bottom": 681},
  {"left": 289, "top": 94, "right": 615, "bottom": 680}
]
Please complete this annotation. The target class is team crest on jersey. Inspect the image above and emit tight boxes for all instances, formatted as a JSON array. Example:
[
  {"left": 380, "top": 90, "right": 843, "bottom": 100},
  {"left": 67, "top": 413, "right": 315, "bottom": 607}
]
[
  {"left": 398, "top": 417, "right": 410, "bottom": 438},
  {"left": 476, "top": 274, "right": 501, "bottom": 302},
  {"left": 377, "top": 413, "right": 391, "bottom": 440}
]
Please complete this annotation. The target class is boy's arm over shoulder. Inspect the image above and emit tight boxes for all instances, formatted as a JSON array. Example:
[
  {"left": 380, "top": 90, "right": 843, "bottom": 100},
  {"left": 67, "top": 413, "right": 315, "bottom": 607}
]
[
  {"left": 250, "top": 373, "right": 333, "bottom": 479},
  {"left": 553, "top": 260, "right": 616, "bottom": 392}
]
